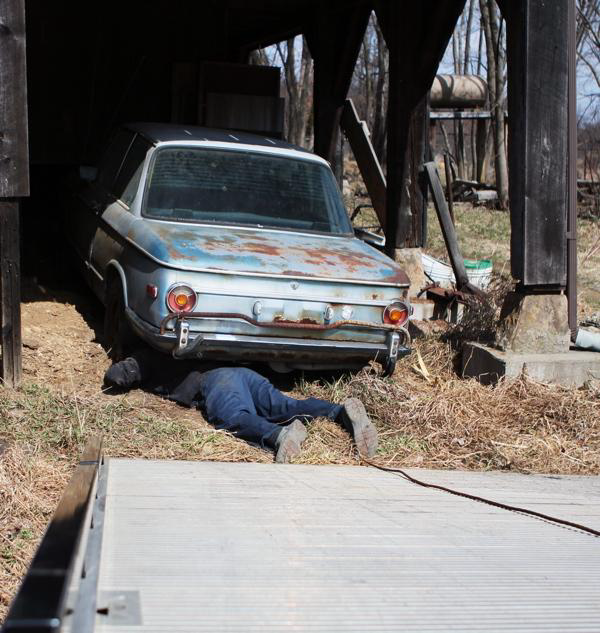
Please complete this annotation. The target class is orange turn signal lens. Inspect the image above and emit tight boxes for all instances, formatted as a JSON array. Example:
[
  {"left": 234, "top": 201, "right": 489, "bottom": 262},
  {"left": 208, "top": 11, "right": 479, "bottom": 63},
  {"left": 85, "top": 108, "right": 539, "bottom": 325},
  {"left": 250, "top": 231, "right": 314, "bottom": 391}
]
[
  {"left": 167, "top": 284, "right": 197, "bottom": 313},
  {"left": 383, "top": 301, "right": 409, "bottom": 326}
]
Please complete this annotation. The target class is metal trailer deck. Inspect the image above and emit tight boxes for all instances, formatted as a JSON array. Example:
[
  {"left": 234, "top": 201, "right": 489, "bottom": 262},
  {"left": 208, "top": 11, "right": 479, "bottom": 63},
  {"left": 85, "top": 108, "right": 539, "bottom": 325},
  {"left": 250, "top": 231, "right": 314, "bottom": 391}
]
[{"left": 3, "top": 445, "right": 600, "bottom": 632}]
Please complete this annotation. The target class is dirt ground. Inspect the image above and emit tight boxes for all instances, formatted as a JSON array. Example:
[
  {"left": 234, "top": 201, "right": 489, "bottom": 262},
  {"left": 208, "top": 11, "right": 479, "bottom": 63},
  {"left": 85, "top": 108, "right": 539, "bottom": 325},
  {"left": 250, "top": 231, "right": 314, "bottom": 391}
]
[
  {"left": 2, "top": 255, "right": 600, "bottom": 621},
  {"left": 16, "top": 277, "right": 351, "bottom": 463}
]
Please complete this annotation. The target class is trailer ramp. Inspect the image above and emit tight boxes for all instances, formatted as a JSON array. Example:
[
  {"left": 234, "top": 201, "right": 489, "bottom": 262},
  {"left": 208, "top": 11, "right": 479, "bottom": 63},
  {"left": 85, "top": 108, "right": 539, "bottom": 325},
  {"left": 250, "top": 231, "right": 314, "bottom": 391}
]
[{"left": 4, "top": 456, "right": 600, "bottom": 632}]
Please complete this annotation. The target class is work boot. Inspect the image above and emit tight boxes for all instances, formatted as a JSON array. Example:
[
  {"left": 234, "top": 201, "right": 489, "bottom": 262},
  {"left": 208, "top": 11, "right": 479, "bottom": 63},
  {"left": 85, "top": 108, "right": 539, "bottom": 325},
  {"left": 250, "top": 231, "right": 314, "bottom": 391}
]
[
  {"left": 336, "top": 398, "right": 378, "bottom": 457},
  {"left": 275, "top": 419, "right": 307, "bottom": 464}
]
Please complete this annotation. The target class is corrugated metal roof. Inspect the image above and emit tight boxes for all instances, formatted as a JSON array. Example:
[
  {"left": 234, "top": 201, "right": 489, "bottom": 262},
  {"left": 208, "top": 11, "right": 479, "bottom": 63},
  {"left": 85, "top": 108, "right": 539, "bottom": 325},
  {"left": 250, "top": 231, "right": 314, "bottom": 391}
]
[{"left": 95, "top": 460, "right": 600, "bottom": 632}]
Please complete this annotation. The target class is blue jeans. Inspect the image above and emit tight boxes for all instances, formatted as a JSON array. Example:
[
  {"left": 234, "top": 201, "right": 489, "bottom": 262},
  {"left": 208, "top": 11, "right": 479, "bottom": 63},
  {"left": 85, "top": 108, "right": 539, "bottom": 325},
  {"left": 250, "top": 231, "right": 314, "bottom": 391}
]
[{"left": 171, "top": 367, "right": 341, "bottom": 448}]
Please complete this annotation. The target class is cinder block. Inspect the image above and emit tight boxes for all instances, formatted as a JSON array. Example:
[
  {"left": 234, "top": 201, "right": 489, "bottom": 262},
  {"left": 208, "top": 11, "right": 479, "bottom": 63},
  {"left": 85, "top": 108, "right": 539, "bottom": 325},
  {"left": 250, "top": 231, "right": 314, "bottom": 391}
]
[{"left": 462, "top": 342, "right": 600, "bottom": 387}]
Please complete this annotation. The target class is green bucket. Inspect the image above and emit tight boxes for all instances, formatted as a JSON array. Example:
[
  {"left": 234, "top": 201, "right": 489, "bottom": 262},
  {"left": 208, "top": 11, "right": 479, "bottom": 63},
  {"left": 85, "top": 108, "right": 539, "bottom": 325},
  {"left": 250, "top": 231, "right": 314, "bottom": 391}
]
[
  {"left": 463, "top": 259, "right": 492, "bottom": 288},
  {"left": 463, "top": 259, "right": 492, "bottom": 270}
]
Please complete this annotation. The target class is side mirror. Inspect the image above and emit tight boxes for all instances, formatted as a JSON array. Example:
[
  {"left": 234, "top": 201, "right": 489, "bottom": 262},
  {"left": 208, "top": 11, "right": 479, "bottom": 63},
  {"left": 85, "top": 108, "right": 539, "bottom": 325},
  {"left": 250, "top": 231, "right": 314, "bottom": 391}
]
[
  {"left": 79, "top": 166, "right": 98, "bottom": 183},
  {"left": 354, "top": 227, "right": 386, "bottom": 248}
]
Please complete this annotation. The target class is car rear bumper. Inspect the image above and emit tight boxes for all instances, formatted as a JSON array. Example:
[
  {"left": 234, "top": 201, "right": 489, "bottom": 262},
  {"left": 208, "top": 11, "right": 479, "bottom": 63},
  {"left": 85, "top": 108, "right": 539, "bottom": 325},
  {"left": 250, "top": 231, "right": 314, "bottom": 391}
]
[{"left": 125, "top": 308, "right": 410, "bottom": 370}]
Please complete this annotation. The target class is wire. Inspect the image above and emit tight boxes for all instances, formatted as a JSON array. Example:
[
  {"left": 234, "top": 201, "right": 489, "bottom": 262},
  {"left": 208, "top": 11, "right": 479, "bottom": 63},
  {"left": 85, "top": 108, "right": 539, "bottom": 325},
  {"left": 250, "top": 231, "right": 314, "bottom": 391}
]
[{"left": 360, "top": 456, "right": 600, "bottom": 538}]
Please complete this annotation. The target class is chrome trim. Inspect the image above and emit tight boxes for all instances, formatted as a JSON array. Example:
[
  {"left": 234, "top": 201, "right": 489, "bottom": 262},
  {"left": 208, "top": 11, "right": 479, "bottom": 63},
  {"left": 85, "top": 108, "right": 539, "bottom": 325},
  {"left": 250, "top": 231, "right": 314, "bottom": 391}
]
[
  {"left": 159, "top": 311, "right": 407, "bottom": 335},
  {"left": 192, "top": 287, "right": 396, "bottom": 307},
  {"left": 125, "top": 308, "right": 411, "bottom": 365},
  {"left": 201, "top": 333, "right": 388, "bottom": 350}
]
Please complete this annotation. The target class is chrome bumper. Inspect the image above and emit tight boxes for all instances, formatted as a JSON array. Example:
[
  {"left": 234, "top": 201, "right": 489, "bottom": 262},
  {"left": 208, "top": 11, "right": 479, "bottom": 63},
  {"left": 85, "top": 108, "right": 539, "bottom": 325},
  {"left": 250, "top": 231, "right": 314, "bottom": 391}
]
[{"left": 125, "top": 308, "right": 410, "bottom": 370}]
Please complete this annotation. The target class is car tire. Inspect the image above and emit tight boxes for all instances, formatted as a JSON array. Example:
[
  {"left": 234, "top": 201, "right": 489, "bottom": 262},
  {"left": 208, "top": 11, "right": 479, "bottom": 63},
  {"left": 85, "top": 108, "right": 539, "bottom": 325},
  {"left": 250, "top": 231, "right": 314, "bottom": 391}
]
[{"left": 104, "top": 278, "right": 137, "bottom": 360}]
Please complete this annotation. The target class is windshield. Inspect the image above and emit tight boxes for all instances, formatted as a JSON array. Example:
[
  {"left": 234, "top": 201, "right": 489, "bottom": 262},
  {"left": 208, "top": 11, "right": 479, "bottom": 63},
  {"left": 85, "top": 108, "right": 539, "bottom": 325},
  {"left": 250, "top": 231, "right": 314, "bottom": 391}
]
[{"left": 143, "top": 147, "right": 352, "bottom": 234}]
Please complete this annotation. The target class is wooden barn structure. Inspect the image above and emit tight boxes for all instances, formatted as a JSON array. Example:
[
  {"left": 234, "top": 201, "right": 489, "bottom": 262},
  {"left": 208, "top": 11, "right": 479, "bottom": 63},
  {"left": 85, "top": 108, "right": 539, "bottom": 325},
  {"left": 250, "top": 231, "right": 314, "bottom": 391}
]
[{"left": 0, "top": 0, "right": 575, "bottom": 387}]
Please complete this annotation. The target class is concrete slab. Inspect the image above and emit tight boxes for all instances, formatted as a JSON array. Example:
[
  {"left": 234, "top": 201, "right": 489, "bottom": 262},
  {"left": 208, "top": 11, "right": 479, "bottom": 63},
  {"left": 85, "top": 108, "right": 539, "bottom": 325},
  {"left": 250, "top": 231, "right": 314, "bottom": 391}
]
[
  {"left": 410, "top": 299, "right": 463, "bottom": 323},
  {"left": 462, "top": 341, "right": 600, "bottom": 386}
]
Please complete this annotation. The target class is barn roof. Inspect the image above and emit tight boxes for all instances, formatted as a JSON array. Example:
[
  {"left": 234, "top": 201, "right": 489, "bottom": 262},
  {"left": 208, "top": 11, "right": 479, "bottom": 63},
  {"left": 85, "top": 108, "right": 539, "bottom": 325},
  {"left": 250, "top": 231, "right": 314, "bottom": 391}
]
[{"left": 126, "top": 122, "right": 310, "bottom": 152}]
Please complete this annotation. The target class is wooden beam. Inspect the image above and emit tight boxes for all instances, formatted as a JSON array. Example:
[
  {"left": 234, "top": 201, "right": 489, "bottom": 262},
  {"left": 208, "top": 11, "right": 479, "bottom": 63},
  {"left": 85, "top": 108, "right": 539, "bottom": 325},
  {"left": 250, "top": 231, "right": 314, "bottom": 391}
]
[
  {"left": 376, "top": 0, "right": 465, "bottom": 255},
  {"left": 306, "top": 2, "right": 371, "bottom": 163},
  {"left": 404, "top": 96, "right": 429, "bottom": 248},
  {"left": 504, "top": 0, "right": 568, "bottom": 288},
  {"left": 0, "top": 0, "right": 28, "bottom": 388},
  {"left": 0, "top": 0, "right": 29, "bottom": 198},
  {"left": 340, "top": 99, "right": 387, "bottom": 230},
  {"left": 0, "top": 201, "right": 22, "bottom": 388}
]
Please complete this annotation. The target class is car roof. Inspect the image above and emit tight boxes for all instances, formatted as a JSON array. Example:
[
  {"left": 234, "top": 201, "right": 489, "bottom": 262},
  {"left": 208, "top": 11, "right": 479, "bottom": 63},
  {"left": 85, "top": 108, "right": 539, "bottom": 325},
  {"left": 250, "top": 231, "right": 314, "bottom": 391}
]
[{"left": 124, "top": 123, "right": 312, "bottom": 154}]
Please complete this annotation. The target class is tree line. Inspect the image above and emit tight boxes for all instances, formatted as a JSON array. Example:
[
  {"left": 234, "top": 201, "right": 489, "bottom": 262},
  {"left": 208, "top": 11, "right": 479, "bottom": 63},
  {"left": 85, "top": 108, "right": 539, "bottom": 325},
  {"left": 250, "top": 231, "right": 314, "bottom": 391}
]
[{"left": 252, "top": 0, "right": 600, "bottom": 209}]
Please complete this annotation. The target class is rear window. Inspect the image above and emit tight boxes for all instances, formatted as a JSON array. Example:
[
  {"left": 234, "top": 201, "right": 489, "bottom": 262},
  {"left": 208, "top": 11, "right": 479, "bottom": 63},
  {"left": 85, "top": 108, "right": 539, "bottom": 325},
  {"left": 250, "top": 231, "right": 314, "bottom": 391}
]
[{"left": 142, "top": 147, "right": 352, "bottom": 235}]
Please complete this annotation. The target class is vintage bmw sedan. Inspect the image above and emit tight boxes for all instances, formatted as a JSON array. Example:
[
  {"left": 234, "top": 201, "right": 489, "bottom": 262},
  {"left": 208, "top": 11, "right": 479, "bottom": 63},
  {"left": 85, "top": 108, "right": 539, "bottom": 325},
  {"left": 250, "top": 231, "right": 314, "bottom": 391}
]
[{"left": 66, "top": 123, "right": 411, "bottom": 374}]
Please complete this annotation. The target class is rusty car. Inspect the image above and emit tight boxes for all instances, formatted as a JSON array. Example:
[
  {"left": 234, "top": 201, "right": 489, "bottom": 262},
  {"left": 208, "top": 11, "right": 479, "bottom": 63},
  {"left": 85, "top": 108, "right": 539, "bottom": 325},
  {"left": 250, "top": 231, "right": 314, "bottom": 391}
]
[{"left": 65, "top": 123, "right": 411, "bottom": 374}]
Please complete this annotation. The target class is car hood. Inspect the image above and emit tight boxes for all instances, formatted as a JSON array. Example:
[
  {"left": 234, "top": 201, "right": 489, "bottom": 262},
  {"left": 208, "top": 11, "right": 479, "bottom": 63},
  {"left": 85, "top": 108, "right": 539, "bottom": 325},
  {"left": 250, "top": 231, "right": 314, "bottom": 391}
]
[{"left": 126, "top": 220, "right": 410, "bottom": 286}]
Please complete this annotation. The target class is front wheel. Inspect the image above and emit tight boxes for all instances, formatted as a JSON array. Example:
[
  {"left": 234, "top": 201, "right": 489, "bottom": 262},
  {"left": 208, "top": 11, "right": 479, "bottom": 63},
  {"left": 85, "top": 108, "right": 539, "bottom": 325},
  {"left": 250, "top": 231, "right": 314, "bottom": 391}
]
[{"left": 104, "top": 279, "right": 137, "bottom": 360}]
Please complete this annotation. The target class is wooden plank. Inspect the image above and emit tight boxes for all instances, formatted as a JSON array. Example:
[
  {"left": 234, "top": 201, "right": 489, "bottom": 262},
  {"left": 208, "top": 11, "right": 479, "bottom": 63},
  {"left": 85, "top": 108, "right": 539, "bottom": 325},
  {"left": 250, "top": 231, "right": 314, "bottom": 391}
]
[
  {"left": 205, "top": 93, "right": 284, "bottom": 137},
  {"left": 340, "top": 99, "right": 387, "bottom": 229},
  {"left": 0, "top": 201, "right": 22, "bottom": 388},
  {"left": 0, "top": 0, "right": 29, "bottom": 197},
  {"left": 430, "top": 110, "right": 493, "bottom": 120},
  {"left": 504, "top": 0, "right": 568, "bottom": 287}
]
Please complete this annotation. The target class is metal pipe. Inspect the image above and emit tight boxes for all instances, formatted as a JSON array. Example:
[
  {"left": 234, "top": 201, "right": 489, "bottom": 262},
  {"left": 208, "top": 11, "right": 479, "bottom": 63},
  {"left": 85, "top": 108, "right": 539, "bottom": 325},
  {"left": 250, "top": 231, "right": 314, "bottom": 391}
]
[{"left": 567, "top": 0, "right": 578, "bottom": 340}]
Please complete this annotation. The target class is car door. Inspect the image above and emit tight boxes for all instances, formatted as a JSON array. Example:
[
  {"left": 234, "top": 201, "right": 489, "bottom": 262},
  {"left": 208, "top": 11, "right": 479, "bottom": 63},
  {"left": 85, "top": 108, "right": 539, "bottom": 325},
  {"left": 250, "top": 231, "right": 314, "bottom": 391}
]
[
  {"left": 68, "top": 129, "right": 135, "bottom": 271},
  {"left": 89, "top": 134, "right": 152, "bottom": 292}
]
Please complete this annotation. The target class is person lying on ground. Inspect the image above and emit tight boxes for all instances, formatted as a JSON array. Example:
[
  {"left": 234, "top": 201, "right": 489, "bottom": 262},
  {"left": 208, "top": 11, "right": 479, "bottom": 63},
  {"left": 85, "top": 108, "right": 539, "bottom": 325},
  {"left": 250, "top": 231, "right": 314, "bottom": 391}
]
[{"left": 103, "top": 350, "right": 378, "bottom": 463}]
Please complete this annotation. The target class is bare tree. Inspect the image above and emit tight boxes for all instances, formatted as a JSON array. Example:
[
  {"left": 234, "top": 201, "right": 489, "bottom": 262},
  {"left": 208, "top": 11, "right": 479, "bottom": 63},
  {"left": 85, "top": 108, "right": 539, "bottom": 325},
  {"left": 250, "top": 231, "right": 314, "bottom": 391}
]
[
  {"left": 276, "top": 38, "right": 313, "bottom": 148},
  {"left": 480, "top": 0, "right": 509, "bottom": 208},
  {"left": 349, "top": 14, "right": 388, "bottom": 163},
  {"left": 370, "top": 20, "right": 388, "bottom": 162},
  {"left": 577, "top": 0, "right": 600, "bottom": 93}
]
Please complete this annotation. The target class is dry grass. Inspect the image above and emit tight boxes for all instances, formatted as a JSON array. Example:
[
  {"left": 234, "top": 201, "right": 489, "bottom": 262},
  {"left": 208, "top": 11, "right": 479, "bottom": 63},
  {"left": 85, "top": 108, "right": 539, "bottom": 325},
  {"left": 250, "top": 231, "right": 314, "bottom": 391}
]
[
  {"left": 298, "top": 340, "right": 600, "bottom": 474},
  {"left": 3, "top": 341, "right": 600, "bottom": 622},
  {"left": 425, "top": 203, "right": 600, "bottom": 316},
  {"left": 2, "top": 188, "right": 600, "bottom": 621},
  {"left": 0, "top": 443, "right": 69, "bottom": 613}
]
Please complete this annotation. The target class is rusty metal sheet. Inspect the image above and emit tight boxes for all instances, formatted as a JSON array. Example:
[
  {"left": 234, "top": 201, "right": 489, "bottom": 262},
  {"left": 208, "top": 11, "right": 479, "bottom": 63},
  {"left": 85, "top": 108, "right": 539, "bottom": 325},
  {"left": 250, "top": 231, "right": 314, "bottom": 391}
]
[{"left": 127, "top": 221, "right": 410, "bottom": 286}]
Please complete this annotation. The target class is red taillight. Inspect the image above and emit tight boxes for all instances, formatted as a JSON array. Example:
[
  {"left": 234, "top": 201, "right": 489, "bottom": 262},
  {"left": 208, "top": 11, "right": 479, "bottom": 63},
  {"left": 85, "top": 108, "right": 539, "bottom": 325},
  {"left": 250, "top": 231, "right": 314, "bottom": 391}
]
[
  {"left": 167, "top": 285, "right": 197, "bottom": 313},
  {"left": 383, "top": 301, "right": 409, "bottom": 326}
]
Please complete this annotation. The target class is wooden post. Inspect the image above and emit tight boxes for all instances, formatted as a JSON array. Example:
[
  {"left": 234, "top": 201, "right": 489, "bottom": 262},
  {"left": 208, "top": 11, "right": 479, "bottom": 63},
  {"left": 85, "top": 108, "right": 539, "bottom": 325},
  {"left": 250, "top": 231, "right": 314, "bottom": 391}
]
[
  {"left": 0, "top": 0, "right": 29, "bottom": 388},
  {"left": 307, "top": 4, "right": 370, "bottom": 165},
  {"left": 501, "top": 0, "right": 568, "bottom": 289},
  {"left": 404, "top": 96, "right": 429, "bottom": 248},
  {"left": 474, "top": 117, "right": 488, "bottom": 183},
  {"left": 375, "top": 0, "right": 465, "bottom": 257},
  {"left": 444, "top": 152, "right": 455, "bottom": 223}
]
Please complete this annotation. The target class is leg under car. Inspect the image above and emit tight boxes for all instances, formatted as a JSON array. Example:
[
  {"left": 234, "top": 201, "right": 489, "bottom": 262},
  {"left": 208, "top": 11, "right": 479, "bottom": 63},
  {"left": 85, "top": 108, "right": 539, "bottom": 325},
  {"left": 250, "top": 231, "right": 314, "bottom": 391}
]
[{"left": 104, "top": 352, "right": 378, "bottom": 462}]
